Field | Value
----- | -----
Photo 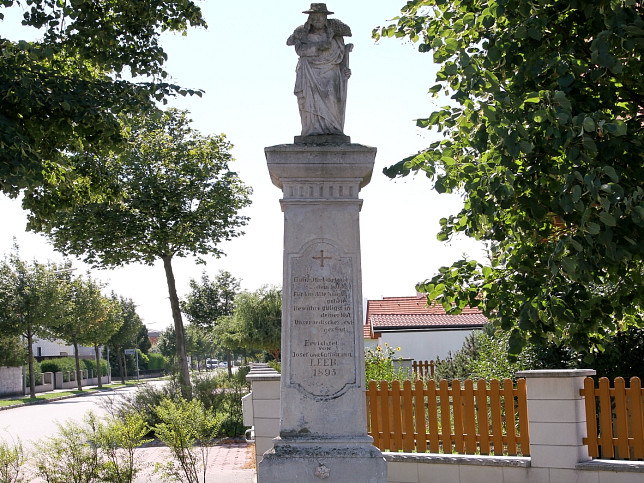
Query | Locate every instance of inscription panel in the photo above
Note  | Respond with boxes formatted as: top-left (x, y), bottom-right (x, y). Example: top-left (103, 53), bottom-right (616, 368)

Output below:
top-left (288, 241), bottom-right (356, 399)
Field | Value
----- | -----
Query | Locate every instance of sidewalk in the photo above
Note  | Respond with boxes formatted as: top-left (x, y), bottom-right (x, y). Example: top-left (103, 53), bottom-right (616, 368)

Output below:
top-left (134, 440), bottom-right (256, 482)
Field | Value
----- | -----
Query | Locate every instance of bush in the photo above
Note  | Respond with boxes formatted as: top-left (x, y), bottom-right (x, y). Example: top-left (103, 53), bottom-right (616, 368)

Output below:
top-left (433, 326), bottom-right (532, 382)
top-left (153, 398), bottom-right (224, 483)
top-left (81, 358), bottom-right (109, 377)
top-left (147, 353), bottom-right (168, 371)
top-left (33, 418), bottom-right (101, 483)
top-left (0, 436), bottom-right (27, 483)
top-left (364, 344), bottom-right (409, 385)
top-left (32, 412), bottom-right (150, 483)
top-left (40, 357), bottom-right (78, 375)
top-left (113, 378), bottom-right (183, 433)
top-left (92, 412), bottom-right (151, 482)
top-left (191, 367), bottom-right (250, 437)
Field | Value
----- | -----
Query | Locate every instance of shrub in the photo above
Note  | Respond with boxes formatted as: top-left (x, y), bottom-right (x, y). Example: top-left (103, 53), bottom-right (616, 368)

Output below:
top-left (153, 398), bottom-right (224, 483)
top-left (40, 356), bottom-right (78, 375)
top-left (32, 412), bottom-right (151, 483)
top-left (33, 418), bottom-right (101, 483)
top-left (92, 412), bottom-right (151, 482)
top-left (147, 353), bottom-right (168, 371)
top-left (364, 344), bottom-right (408, 385)
top-left (0, 436), bottom-right (27, 483)
top-left (112, 378), bottom-right (183, 432)
top-left (191, 367), bottom-right (250, 437)
top-left (81, 358), bottom-right (109, 377)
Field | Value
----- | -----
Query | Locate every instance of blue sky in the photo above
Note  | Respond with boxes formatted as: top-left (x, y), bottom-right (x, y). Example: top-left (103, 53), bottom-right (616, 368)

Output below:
top-left (0, 1), bottom-right (484, 330)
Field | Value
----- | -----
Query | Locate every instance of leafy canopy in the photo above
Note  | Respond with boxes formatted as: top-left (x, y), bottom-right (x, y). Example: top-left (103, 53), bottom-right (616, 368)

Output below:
top-left (0, 0), bottom-right (206, 197)
top-left (182, 271), bottom-right (240, 330)
top-left (29, 108), bottom-right (252, 267)
top-left (375, 0), bottom-right (643, 355)
top-left (230, 286), bottom-right (282, 361)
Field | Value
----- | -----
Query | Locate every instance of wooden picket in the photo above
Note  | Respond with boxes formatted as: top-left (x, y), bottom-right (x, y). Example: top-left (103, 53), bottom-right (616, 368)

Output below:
top-left (581, 376), bottom-right (644, 460)
top-left (366, 378), bottom-right (530, 456)
top-left (412, 360), bottom-right (435, 379)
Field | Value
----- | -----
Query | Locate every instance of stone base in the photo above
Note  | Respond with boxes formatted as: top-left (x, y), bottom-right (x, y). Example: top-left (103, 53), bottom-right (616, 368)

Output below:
top-left (258, 437), bottom-right (387, 482)
top-left (294, 134), bottom-right (351, 145)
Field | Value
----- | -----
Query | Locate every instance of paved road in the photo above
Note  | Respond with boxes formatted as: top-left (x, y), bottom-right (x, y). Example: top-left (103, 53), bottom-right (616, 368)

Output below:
top-left (0, 384), bottom-right (148, 447)
top-left (0, 382), bottom-right (257, 482)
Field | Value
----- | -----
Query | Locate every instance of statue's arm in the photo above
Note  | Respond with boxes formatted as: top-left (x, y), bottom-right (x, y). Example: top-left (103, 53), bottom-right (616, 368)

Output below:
top-left (328, 19), bottom-right (352, 38)
top-left (287, 26), bottom-right (331, 56)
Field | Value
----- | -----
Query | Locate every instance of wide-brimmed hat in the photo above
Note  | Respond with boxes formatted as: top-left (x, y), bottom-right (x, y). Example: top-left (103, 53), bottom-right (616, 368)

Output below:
top-left (303, 3), bottom-right (334, 15)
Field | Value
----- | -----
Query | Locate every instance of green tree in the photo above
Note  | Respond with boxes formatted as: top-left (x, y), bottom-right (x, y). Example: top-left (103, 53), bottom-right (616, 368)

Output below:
top-left (182, 270), bottom-right (241, 373)
top-left (1, 0), bottom-right (206, 201)
top-left (182, 271), bottom-right (240, 330)
top-left (30, 109), bottom-right (252, 398)
top-left (0, 248), bottom-right (64, 397)
top-left (232, 286), bottom-right (282, 362)
top-left (54, 274), bottom-right (114, 391)
top-left (185, 324), bottom-right (215, 371)
top-left (376, 1), bottom-right (644, 355)
top-left (107, 296), bottom-right (144, 384)
top-left (80, 294), bottom-right (122, 389)
top-left (157, 325), bottom-right (177, 362)
top-left (136, 324), bottom-right (152, 355)
top-left (0, 333), bottom-right (24, 367)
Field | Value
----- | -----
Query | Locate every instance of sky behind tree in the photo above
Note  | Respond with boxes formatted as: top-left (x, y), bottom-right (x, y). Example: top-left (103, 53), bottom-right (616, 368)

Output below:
top-left (0, 1), bottom-right (484, 330)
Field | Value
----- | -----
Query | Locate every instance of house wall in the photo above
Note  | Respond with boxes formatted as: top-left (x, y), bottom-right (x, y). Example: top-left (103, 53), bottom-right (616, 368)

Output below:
top-left (0, 366), bottom-right (23, 397)
top-left (32, 337), bottom-right (95, 358)
top-left (377, 329), bottom-right (477, 361)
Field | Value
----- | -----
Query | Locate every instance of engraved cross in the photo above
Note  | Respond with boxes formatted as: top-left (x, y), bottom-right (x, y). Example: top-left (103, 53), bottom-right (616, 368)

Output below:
top-left (312, 250), bottom-right (332, 267)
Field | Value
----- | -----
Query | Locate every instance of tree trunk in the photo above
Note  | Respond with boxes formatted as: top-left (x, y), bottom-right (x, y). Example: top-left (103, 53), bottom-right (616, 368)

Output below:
top-left (26, 325), bottom-right (36, 398)
top-left (227, 350), bottom-right (232, 377)
top-left (122, 352), bottom-right (128, 383)
top-left (94, 344), bottom-right (102, 389)
top-left (73, 338), bottom-right (83, 391)
top-left (162, 254), bottom-right (191, 399)
top-left (118, 350), bottom-right (126, 384)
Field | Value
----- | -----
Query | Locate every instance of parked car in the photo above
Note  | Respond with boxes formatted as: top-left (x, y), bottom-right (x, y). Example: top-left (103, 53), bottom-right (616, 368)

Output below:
top-left (206, 359), bottom-right (218, 369)
top-left (219, 361), bottom-right (228, 368)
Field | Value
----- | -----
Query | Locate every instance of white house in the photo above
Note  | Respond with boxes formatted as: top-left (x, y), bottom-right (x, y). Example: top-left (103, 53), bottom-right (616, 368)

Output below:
top-left (364, 294), bottom-right (487, 361)
top-left (31, 337), bottom-right (95, 360)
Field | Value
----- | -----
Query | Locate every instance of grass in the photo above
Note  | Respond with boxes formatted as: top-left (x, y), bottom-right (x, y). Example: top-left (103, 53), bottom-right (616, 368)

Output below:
top-left (0, 390), bottom-right (85, 407)
top-left (0, 376), bottom-right (166, 408)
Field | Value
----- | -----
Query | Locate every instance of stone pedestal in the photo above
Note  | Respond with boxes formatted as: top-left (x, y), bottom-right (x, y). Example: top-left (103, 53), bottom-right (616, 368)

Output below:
top-left (260, 143), bottom-right (386, 482)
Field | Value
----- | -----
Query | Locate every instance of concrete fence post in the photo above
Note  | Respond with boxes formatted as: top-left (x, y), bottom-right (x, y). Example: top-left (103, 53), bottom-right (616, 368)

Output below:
top-left (516, 369), bottom-right (596, 480)
top-left (245, 364), bottom-right (281, 469)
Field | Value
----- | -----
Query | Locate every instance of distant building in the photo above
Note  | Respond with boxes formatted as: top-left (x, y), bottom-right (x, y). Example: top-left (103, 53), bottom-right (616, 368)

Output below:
top-left (364, 294), bottom-right (487, 361)
top-left (32, 337), bottom-right (95, 361)
top-left (148, 329), bottom-right (161, 347)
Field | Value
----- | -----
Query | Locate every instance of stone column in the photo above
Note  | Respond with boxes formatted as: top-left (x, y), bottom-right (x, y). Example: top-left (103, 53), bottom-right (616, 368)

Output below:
top-left (260, 143), bottom-right (386, 482)
top-left (516, 369), bottom-right (596, 477)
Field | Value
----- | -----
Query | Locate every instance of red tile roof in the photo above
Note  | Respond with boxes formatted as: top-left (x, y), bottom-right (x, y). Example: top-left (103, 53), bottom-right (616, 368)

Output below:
top-left (364, 294), bottom-right (487, 337)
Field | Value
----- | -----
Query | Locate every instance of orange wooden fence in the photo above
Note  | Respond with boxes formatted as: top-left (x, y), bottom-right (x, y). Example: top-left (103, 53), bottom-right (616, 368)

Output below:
top-left (411, 360), bottom-right (435, 379)
top-left (366, 378), bottom-right (530, 456)
top-left (581, 376), bottom-right (644, 460)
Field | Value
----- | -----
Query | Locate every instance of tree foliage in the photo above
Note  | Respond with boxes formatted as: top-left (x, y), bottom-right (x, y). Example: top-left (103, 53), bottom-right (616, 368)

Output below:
top-left (29, 108), bottom-right (252, 397)
top-left (231, 286), bottom-right (282, 361)
top-left (0, 0), bottom-right (206, 199)
top-left (376, 0), bottom-right (644, 354)
top-left (54, 273), bottom-right (117, 391)
top-left (182, 271), bottom-right (240, 330)
top-left (107, 295), bottom-right (145, 384)
top-left (0, 247), bottom-right (64, 397)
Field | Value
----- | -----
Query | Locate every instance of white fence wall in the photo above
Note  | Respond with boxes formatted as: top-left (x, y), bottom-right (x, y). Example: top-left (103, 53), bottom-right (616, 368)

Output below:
top-left (244, 369), bottom-right (644, 483)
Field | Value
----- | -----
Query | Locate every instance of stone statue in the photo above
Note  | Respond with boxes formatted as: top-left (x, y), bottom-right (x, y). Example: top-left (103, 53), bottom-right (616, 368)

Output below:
top-left (287, 4), bottom-right (352, 139)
